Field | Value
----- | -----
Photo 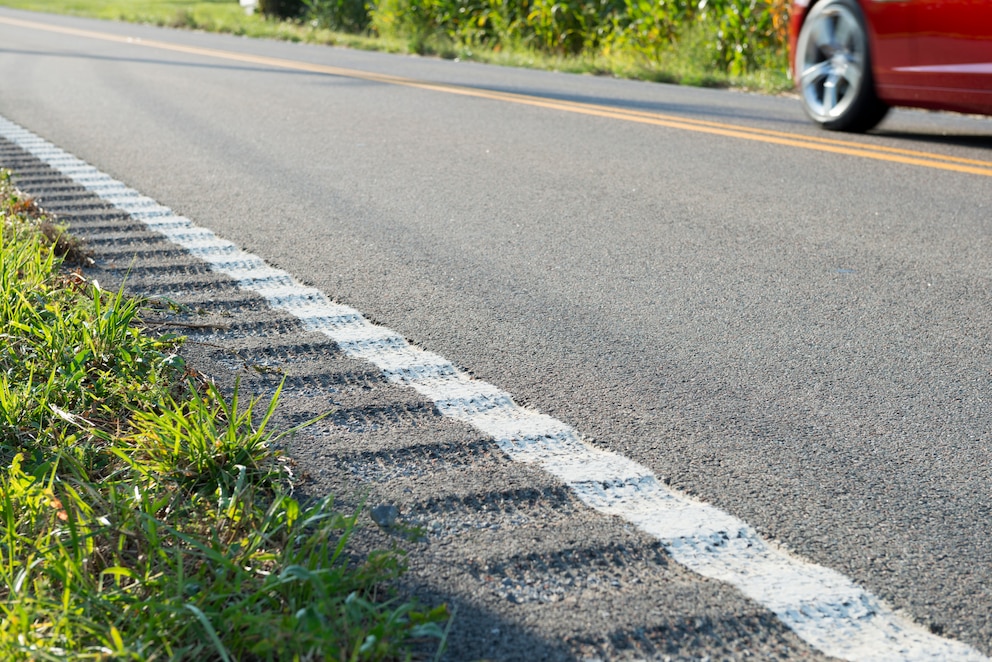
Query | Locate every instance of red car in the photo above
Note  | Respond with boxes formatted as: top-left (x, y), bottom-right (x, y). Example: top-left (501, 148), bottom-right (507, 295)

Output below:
top-left (789, 0), bottom-right (992, 131)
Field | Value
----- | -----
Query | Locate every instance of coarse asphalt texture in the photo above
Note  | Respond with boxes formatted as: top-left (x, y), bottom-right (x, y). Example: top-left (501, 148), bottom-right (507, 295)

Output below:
top-left (0, 137), bottom-right (830, 661)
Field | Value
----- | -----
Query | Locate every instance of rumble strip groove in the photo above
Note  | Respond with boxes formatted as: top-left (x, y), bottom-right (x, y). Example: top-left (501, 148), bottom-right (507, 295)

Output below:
top-left (1, 114), bottom-right (985, 662)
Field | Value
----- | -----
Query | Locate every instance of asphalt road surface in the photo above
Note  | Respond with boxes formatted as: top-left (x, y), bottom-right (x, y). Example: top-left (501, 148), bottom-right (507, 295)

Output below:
top-left (2, 7), bottom-right (992, 660)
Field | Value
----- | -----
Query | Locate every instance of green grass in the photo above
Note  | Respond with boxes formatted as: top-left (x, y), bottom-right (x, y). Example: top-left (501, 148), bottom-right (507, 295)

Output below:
top-left (0, 0), bottom-right (794, 93)
top-left (0, 171), bottom-right (447, 660)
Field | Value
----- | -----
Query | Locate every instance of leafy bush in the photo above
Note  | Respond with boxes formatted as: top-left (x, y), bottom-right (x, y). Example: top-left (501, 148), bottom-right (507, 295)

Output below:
top-left (305, 0), bottom-right (373, 32)
top-left (698, 0), bottom-right (790, 75)
top-left (603, 0), bottom-right (693, 58)
top-left (258, 0), bottom-right (305, 19)
top-left (366, 0), bottom-right (789, 73)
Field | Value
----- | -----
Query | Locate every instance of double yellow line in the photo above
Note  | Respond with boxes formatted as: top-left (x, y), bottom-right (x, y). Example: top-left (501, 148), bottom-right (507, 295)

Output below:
top-left (3, 14), bottom-right (991, 177)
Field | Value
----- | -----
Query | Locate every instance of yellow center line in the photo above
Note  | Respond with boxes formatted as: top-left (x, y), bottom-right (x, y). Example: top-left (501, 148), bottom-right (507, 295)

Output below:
top-left (3, 14), bottom-right (992, 177)
top-left (589, 104), bottom-right (992, 168)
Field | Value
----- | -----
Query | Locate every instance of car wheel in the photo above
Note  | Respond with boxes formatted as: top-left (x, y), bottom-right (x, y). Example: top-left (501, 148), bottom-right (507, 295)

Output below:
top-left (795, 0), bottom-right (888, 132)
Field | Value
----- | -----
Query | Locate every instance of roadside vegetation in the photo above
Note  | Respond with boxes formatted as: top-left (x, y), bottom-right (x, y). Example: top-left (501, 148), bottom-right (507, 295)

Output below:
top-left (0, 0), bottom-right (793, 91)
top-left (0, 170), bottom-right (447, 660)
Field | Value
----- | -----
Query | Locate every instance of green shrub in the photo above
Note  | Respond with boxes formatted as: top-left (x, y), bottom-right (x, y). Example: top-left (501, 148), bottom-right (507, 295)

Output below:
top-left (305, 0), bottom-right (373, 32)
top-left (258, 0), bottom-right (305, 19)
top-left (603, 0), bottom-right (691, 57)
top-left (366, 0), bottom-right (789, 73)
top-left (698, 0), bottom-right (788, 75)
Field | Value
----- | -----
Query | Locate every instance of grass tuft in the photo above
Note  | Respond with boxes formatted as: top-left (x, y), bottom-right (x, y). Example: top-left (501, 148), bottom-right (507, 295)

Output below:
top-left (0, 169), bottom-right (447, 660)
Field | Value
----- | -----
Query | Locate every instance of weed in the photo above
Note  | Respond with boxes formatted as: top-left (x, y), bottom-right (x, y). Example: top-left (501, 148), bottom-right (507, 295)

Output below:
top-left (0, 170), bottom-right (448, 659)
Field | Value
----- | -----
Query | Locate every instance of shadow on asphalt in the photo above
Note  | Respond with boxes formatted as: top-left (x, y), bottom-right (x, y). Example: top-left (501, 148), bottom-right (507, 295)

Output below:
top-left (873, 130), bottom-right (992, 151)
top-left (407, 585), bottom-right (575, 662)
top-left (0, 46), bottom-right (803, 129)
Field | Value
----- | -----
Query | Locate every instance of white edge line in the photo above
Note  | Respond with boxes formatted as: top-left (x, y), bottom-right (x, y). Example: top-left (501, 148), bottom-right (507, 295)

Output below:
top-left (1, 115), bottom-right (986, 662)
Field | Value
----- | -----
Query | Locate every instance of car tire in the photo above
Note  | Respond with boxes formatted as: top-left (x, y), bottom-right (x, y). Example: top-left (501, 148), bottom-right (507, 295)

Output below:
top-left (795, 0), bottom-right (889, 132)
